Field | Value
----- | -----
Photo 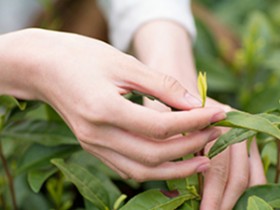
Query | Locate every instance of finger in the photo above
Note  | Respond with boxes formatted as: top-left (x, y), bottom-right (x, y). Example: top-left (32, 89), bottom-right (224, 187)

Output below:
top-left (220, 142), bottom-right (249, 210)
top-left (121, 62), bottom-right (202, 109)
top-left (81, 144), bottom-right (211, 182)
top-left (88, 150), bottom-right (129, 179)
top-left (249, 139), bottom-right (266, 186)
top-left (80, 124), bottom-right (221, 166)
top-left (143, 97), bottom-right (171, 112)
top-left (106, 95), bottom-right (225, 139)
top-left (200, 146), bottom-right (230, 210)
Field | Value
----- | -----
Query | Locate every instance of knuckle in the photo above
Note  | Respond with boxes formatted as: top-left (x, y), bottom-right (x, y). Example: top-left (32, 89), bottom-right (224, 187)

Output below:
top-left (79, 97), bottom-right (111, 125)
top-left (151, 123), bottom-right (170, 139)
top-left (190, 120), bottom-right (205, 131)
top-left (211, 165), bottom-right (228, 184)
top-left (124, 167), bottom-right (152, 182)
top-left (161, 75), bottom-right (182, 92)
top-left (129, 171), bottom-right (149, 182)
top-left (73, 122), bottom-right (96, 144)
top-left (86, 106), bottom-right (108, 124)
top-left (234, 174), bottom-right (249, 190)
top-left (141, 152), bottom-right (162, 166)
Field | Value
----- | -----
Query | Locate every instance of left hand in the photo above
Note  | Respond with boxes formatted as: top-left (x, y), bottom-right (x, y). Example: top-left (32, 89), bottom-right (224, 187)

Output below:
top-left (200, 99), bottom-right (266, 210)
top-left (132, 20), bottom-right (266, 209)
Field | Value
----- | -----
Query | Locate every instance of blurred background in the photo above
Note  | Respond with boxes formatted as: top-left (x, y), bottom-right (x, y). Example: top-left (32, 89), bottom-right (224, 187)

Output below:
top-left (1, 0), bottom-right (280, 209)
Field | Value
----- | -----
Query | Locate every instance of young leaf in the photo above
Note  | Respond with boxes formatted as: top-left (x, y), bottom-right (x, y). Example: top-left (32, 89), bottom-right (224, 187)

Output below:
top-left (51, 159), bottom-right (111, 210)
top-left (0, 95), bottom-right (26, 110)
top-left (113, 194), bottom-right (127, 210)
top-left (119, 189), bottom-right (196, 210)
top-left (247, 196), bottom-right (273, 210)
top-left (207, 128), bottom-right (256, 158)
top-left (197, 72), bottom-right (207, 107)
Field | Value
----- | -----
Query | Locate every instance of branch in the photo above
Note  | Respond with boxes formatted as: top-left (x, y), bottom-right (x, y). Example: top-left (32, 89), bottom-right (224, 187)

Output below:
top-left (0, 141), bottom-right (17, 210)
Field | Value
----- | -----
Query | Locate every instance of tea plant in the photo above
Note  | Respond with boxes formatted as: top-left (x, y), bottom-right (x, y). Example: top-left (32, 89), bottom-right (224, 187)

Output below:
top-left (1, 0), bottom-right (280, 209)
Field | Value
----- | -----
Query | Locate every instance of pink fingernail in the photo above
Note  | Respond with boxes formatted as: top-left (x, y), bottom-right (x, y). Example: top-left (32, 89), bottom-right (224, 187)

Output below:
top-left (185, 93), bottom-right (202, 108)
top-left (196, 162), bottom-right (210, 173)
top-left (210, 112), bottom-right (226, 123)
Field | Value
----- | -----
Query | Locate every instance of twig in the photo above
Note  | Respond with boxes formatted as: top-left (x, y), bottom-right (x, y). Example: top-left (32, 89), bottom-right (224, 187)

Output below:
top-left (0, 194), bottom-right (6, 209)
top-left (275, 140), bottom-right (280, 183)
top-left (0, 141), bottom-right (17, 210)
top-left (195, 151), bottom-right (204, 196)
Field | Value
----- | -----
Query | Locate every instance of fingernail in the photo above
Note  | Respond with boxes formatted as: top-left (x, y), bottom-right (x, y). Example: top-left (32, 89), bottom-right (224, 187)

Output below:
top-left (208, 129), bottom-right (221, 141)
top-left (210, 112), bottom-right (226, 123)
top-left (185, 93), bottom-right (202, 108)
top-left (196, 162), bottom-right (210, 173)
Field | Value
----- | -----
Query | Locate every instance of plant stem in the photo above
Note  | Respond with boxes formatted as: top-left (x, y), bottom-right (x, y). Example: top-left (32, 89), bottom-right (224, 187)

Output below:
top-left (0, 194), bottom-right (6, 209)
top-left (0, 141), bottom-right (17, 210)
top-left (195, 151), bottom-right (204, 196)
top-left (275, 140), bottom-right (280, 183)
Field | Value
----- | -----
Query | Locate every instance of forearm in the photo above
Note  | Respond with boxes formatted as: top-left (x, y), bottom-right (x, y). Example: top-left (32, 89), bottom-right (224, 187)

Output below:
top-left (0, 29), bottom-right (42, 100)
top-left (133, 20), bottom-right (199, 96)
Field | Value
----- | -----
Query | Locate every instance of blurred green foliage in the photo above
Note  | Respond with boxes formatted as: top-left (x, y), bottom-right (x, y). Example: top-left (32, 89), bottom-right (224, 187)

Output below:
top-left (1, 0), bottom-right (280, 209)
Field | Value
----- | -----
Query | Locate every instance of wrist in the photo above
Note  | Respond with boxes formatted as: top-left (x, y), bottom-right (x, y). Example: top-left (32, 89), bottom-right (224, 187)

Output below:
top-left (133, 20), bottom-right (199, 96)
top-left (0, 29), bottom-right (45, 100)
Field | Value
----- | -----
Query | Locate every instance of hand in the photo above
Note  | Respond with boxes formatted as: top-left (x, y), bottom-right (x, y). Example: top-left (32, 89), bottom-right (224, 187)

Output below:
top-left (0, 28), bottom-right (225, 181)
top-left (132, 19), bottom-right (266, 207)
top-left (200, 99), bottom-right (266, 210)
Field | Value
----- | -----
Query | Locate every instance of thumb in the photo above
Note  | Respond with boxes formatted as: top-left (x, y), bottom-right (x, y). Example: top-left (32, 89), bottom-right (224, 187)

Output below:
top-left (129, 68), bottom-right (202, 110)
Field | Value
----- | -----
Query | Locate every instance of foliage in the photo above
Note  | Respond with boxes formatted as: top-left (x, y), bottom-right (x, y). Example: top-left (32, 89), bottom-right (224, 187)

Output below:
top-left (1, 0), bottom-right (280, 209)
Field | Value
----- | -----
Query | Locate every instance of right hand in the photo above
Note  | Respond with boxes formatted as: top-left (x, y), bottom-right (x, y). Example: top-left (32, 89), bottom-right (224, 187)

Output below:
top-left (0, 28), bottom-right (225, 181)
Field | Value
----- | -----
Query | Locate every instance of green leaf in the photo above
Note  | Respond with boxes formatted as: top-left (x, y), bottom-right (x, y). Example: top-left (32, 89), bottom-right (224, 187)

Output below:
top-left (86, 166), bottom-right (121, 208)
top-left (214, 111), bottom-right (280, 139)
top-left (234, 184), bottom-right (280, 210)
top-left (51, 159), bottom-right (111, 210)
top-left (177, 200), bottom-right (200, 210)
top-left (1, 120), bottom-right (78, 146)
top-left (0, 95), bottom-right (26, 110)
top-left (247, 196), bottom-right (273, 210)
top-left (268, 199), bottom-right (280, 208)
top-left (258, 113), bottom-right (280, 125)
top-left (27, 168), bottom-right (58, 193)
top-left (208, 128), bottom-right (256, 158)
top-left (17, 144), bottom-right (79, 174)
top-left (84, 199), bottom-right (101, 210)
top-left (197, 72), bottom-right (207, 107)
top-left (120, 189), bottom-right (196, 210)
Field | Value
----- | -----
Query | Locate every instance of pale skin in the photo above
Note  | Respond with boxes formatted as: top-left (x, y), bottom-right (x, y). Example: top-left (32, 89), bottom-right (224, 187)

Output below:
top-left (0, 28), bottom-right (227, 182)
top-left (133, 20), bottom-right (266, 209)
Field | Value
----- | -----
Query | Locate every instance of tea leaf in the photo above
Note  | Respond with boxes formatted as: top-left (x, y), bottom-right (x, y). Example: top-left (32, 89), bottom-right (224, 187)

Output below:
top-left (268, 199), bottom-right (280, 208)
top-left (209, 110), bottom-right (280, 158)
top-left (119, 189), bottom-right (196, 210)
top-left (234, 184), bottom-right (280, 210)
top-left (208, 128), bottom-right (256, 158)
top-left (197, 72), bottom-right (207, 107)
top-left (17, 144), bottom-right (79, 174)
top-left (1, 120), bottom-right (78, 146)
top-left (0, 95), bottom-right (26, 110)
top-left (214, 111), bottom-right (280, 139)
top-left (51, 159), bottom-right (111, 210)
top-left (28, 168), bottom-right (58, 193)
top-left (247, 196), bottom-right (273, 210)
